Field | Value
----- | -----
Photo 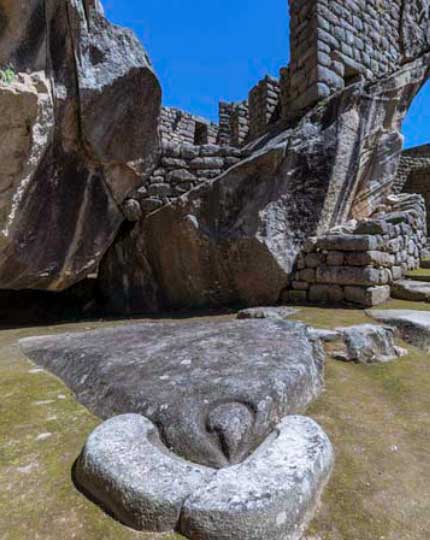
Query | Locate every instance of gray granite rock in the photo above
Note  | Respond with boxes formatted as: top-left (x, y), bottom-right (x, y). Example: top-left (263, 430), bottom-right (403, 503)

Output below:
top-left (0, 0), bottom-right (160, 291)
top-left (309, 329), bottom-right (341, 343)
top-left (367, 310), bottom-right (430, 352)
top-left (237, 306), bottom-right (299, 320)
top-left (74, 414), bottom-right (213, 532)
top-left (333, 324), bottom-right (406, 364)
top-left (75, 414), bottom-right (333, 539)
top-left (99, 54), bottom-right (430, 313)
top-left (20, 319), bottom-right (324, 469)
top-left (391, 280), bottom-right (430, 302)
top-left (180, 415), bottom-right (334, 540)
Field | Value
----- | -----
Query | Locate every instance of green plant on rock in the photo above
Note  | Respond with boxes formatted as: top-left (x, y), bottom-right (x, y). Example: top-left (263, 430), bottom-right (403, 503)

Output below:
top-left (0, 65), bottom-right (16, 84)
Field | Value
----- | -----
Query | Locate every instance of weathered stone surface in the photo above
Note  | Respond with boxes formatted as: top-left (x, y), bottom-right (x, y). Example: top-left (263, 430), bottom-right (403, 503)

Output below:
top-left (20, 319), bottom-right (324, 469)
top-left (237, 306), bottom-right (298, 320)
top-left (309, 328), bottom-right (340, 343)
top-left (100, 54), bottom-right (430, 313)
top-left (367, 310), bottom-right (430, 352)
top-left (344, 285), bottom-right (391, 307)
top-left (74, 414), bottom-right (213, 532)
top-left (316, 266), bottom-right (383, 287)
top-left (75, 414), bottom-right (333, 539)
top-left (0, 0), bottom-right (161, 291)
top-left (180, 416), bottom-right (334, 540)
top-left (391, 280), bottom-right (430, 302)
top-left (333, 324), bottom-right (406, 364)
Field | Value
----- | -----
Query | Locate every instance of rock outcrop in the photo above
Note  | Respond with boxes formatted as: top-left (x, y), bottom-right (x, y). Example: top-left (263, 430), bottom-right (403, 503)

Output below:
top-left (100, 54), bottom-right (430, 313)
top-left (20, 319), bottom-right (325, 469)
top-left (0, 0), bottom-right (161, 291)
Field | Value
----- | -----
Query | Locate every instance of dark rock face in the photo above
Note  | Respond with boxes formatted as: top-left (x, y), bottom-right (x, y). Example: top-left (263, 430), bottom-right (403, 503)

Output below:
top-left (99, 54), bottom-right (430, 313)
top-left (0, 0), bottom-right (161, 291)
top-left (20, 319), bottom-right (325, 469)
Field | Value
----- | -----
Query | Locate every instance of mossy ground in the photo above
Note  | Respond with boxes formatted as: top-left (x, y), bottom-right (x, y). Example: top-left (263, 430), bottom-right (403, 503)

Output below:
top-left (1, 301), bottom-right (430, 539)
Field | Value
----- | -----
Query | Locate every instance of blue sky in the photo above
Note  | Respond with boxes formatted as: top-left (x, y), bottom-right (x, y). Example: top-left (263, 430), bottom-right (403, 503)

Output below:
top-left (104, 0), bottom-right (429, 149)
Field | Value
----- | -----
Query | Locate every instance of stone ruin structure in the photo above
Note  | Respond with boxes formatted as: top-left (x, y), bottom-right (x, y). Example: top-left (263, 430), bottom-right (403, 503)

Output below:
top-left (2, 1), bottom-right (430, 539)
top-left (395, 144), bottom-right (430, 227)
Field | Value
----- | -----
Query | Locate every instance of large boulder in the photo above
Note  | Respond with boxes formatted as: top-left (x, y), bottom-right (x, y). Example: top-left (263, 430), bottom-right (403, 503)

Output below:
top-left (20, 319), bottom-right (325, 469)
top-left (99, 54), bottom-right (430, 314)
top-left (0, 0), bottom-right (161, 290)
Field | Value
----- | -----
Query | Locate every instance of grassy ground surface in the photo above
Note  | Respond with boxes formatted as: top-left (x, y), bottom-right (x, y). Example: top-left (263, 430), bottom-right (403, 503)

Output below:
top-left (1, 301), bottom-right (430, 539)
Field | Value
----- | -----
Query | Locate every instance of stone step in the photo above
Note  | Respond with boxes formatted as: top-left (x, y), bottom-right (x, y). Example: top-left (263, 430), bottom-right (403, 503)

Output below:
top-left (405, 270), bottom-right (430, 283)
top-left (392, 280), bottom-right (430, 302)
top-left (366, 309), bottom-right (430, 352)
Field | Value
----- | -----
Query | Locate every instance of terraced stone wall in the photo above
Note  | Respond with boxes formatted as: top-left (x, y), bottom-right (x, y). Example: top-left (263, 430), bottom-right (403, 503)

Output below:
top-left (126, 141), bottom-right (243, 215)
top-left (285, 194), bottom-right (427, 307)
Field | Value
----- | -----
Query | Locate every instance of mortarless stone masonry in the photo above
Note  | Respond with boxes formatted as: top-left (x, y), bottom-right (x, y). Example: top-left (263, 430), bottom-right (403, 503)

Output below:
top-left (285, 194), bottom-right (427, 307)
top-left (160, 107), bottom-right (219, 146)
top-left (394, 146), bottom-right (430, 231)
top-left (287, 0), bottom-right (430, 113)
top-left (122, 141), bottom-right (244, 217)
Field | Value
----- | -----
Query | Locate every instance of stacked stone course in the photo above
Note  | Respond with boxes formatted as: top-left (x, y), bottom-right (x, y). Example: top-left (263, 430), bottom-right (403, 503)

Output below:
top-left (126, 141), bottom-right (243, 216)
top-left (248, 76), bottom-right (281, 140)
top-left (285, 194), bottom-right (427, 307)
top-left (160, 2), bottom-right (430, 145)
top-left (287, 0), bottom-right (416, 113)
top-left (160, 107), bottom-right (218, 146)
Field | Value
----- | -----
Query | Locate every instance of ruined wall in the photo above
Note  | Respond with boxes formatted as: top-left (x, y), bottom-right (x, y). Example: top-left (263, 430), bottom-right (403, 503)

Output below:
top-left (285, 194), bottom-right (427, 307)
top-left (287, 0), bottom-right (430, 113)
top-left (217, 101), bottom-right (250, 147)
top-left (248, 76), bottom-right (280, 140)
top-left (160, 107), bottom-right (218, 146)
top-left (394, 145), bottom-right (430, 192)
top-left (126, 141), bottom-right (243, 215)
top-left (394, 145), bottom-right (430, 228)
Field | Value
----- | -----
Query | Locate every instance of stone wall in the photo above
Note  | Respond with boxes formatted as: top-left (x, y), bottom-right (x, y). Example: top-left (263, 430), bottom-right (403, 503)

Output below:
top-left (160, 3), bottom-right (430, 146)
top-left (217, 101), bottom-right (250, 147)
top-left (126, 141), bottom-right (243, 216)
top-left (159, 107), bottom-right (218, 146)
top-left (248, 75), bottom-right (280, 140)
top-left (394, 145), bottom-right (430, 228)
top-left (287, 0), bottom-right (430, 113)
top-left (394, 145), bottom-right (430, 192)
top-left (284, 194), bottom-right (427, 307)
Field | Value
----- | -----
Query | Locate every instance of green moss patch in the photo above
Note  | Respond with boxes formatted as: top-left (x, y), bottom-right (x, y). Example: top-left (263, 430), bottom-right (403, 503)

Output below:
top-left (2, 306), bottom-right (430, 539)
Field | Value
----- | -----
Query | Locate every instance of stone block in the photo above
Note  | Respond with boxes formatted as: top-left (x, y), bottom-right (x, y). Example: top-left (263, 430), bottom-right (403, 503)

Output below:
top-left (326, 251), bottom-right (344, 266)
top-left (309, 284), bottom-right (344, 304)
top-left (344, 285), bottom-right (390, 307)
top-left (305, 253), bottom-right (324, 268)
top-left (189, 157), bottom-right (225, 170)
top-left (318, 234), bottom-right (381, 252)
top-left (316, 266), bottom-right (382, 286)
top-left (345, 251), bottom-right (394, 267)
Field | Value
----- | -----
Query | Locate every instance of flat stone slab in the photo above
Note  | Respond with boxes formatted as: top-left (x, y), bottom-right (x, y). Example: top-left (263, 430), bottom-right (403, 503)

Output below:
top-left (20, 320), bottom-right (324, 468)
top-left (367, 310), bottom-right (430, 352)
top-left (237, 306), bottom-right (299, 320)
top-left (75, 414), bottom-right (334, 539)
top-left (391, 280), bottom-right (430, 302)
